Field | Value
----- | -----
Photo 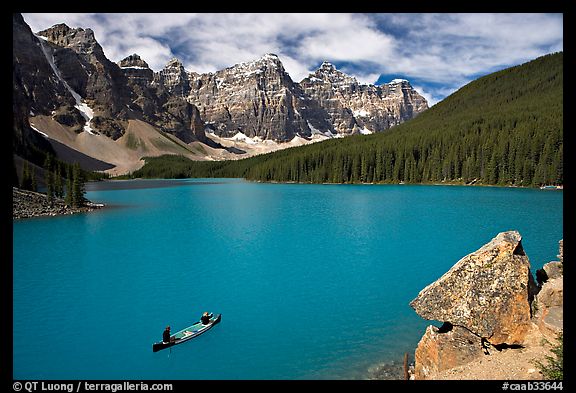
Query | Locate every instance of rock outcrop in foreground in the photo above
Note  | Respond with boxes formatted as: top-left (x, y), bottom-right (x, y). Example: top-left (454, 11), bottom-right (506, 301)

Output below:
top-left (410, 231), bottom-right (563, 380)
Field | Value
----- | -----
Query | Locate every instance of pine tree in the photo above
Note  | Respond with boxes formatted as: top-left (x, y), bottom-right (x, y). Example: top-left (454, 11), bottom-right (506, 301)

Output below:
top-left (20, 161), bottom-right (31, 190)
top-left (46, 170), bottom-right (53, 205)
top-left (30, 165), bottom-right (37, 192)
top-left (44, 154), bottom-right (54, 204)
top-left (374, 148), bottom-right (383, 182)
top-left (72, 163), bottom-right (86, 208)
top-left (54, 163), bottom-right (64, 198)
top-left (65, 165), bottom-right (73, 206)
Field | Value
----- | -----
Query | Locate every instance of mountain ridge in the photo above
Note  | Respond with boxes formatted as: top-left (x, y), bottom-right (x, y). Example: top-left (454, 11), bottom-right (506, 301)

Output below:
top-left (132, 51), bottom-right (563, 188)
top-left (13, 15), bottom-right (428, 175)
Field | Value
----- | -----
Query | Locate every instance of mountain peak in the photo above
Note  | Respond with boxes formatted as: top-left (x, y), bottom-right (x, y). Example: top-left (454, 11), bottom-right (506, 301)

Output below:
top-left (252, 53), bottom-right (283, 68)
top-left (118, 54), bottom-right (149, 69)
top-left (303, 61), bottom-right (357, 86)
top-left (36, 23), bottom-right (102, 59)
top-left (37, 23), bottom-right (71, 35)
top-left (158, 57), bottom-right (190, 97)
top-left (261, 53), bottom-right (280, 61)
top-left (316, 61), bottom-right (346, 77)
top-left (165, 58), bottom-right (184, 69)
top-left (224, 53), bottom-right (287, 78)
top-left (38, 23), bottom-right (95, 43)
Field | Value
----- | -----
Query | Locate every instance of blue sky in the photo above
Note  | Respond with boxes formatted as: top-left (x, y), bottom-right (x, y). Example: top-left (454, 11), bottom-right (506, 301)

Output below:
top-left (22, 13), bottom-right (563, 106)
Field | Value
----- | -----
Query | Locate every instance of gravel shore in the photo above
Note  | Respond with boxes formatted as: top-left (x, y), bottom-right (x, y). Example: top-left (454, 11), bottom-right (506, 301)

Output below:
top-left (13, 187), bottom-right (104, 219)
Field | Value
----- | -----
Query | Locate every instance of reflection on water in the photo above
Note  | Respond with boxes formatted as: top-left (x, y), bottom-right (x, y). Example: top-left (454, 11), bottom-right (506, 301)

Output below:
top-left (85, 178), bottom-right (243, 191)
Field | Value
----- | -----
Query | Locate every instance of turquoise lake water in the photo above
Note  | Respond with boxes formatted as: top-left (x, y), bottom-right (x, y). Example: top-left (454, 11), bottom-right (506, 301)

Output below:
top-left (13, 179), bottom-right (563, 380)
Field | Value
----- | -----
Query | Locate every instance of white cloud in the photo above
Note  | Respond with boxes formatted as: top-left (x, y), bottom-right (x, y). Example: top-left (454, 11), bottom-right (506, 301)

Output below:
top-left (412, 84), bottom-right (462, 107)
top-left (296, 16), bottom-right (395, 63)
top-left (375, 13), bottom-right (563, 84)
top-left (278, 56), bottom-right (317, 83)
top-left (352, 72), bottom-right (382, 86)
top-left (411, 85), bottom-right (437, 107)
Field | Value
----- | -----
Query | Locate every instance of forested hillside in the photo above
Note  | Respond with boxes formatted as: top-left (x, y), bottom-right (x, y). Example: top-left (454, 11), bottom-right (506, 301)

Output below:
top-left (132, 52), bottom-right (563, 187)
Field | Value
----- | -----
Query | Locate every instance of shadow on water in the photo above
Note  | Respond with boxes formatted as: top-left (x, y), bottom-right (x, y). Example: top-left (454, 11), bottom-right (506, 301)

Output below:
top-left (86, 178), bottom-right (242, 192)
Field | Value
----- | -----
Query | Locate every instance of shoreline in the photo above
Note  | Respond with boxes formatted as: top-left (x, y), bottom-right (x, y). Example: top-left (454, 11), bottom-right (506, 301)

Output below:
top-left (119, 175), bottom-right (562, 190)
top-left (13, 187), bottom-right (104, 220)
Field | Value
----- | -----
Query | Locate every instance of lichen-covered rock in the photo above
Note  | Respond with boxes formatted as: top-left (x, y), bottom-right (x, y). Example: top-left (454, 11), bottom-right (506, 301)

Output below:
top-left (414, 324), bottom-right (484, 380)
top-left (540, 262), bottom-right (563, 282)
top-left (410, 231), bottom-right (538, 345)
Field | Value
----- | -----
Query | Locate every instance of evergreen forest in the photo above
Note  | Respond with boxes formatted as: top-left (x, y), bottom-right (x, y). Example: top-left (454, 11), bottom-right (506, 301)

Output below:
top-left (131, 52), bottom-right (563, 187)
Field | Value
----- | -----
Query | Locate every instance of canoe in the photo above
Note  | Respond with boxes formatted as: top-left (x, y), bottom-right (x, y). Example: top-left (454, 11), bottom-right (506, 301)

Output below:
top-left (152, 313), bottom-right (221, 352)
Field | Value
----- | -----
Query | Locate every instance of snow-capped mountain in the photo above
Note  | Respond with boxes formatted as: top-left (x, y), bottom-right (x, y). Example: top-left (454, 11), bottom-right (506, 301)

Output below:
top-left (183, 55), bottom-right (427, 140)
top-left (186, 53), bottom-right (334, 141)
top-left (13, 14), bottom-right (428, 175)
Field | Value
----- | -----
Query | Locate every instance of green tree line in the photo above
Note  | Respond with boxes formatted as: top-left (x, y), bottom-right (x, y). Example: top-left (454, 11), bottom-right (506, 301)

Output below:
top-left (17, 154), bottom-right (88, 208)
top-left (131, 52), bottom-right (563, 187)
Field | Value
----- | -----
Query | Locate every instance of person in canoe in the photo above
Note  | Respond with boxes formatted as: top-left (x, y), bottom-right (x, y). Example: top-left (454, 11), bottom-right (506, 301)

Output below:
top-left (163, 326), bottom-right (172, 343)
top-left (201, 312), bottom-right (211, 325)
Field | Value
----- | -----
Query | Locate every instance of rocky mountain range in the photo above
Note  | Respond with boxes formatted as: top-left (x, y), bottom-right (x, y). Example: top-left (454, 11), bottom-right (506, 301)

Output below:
top-left (13, 14), bottom-right (428, 175)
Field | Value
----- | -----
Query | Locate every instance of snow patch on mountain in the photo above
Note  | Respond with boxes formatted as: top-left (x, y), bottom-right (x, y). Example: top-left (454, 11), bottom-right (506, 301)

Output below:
top-left (390, 79), bottom-right (409, 84)
top-left (35, 34), bottom-right (96, 135)
top-left (228, 132), bottom-right (259, 145)
top-left (307, 121), bottom-right (334, 138)
top-left (29, 123), bottom-right (49, 138)
top-left (353, 109), bottom-right (370, 117)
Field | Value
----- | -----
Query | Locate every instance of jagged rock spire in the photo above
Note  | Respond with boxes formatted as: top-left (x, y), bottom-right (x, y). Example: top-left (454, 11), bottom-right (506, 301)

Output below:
top-left (118, 54), bottom-right (149, 69)
top-left (157, 57), bottom-right (190, 97)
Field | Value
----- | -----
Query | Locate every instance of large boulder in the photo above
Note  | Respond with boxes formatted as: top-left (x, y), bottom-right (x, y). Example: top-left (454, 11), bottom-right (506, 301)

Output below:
top-left (414, 323), bottom-right (484, 379)
top-left (410, 231), bottom-right (538, 345)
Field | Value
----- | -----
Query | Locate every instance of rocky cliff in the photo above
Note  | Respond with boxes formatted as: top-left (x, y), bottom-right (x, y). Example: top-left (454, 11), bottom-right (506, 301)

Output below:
top-left (300, 63), bottom-right (428, 135)
top-left (13, 13), bottom-right (65, 159)
top-left (185, 55), bottom-right (428, 140)
top-left (118, 54), bottom-right (207, 144)
top-left (186, 53), bottom-right (335, 141)
top-left (36, 22), bottom-right (132, 138)
top-left (155, 58), bottom-right (192, 98)
top-left (410, 232), bottom-right (563, 380)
